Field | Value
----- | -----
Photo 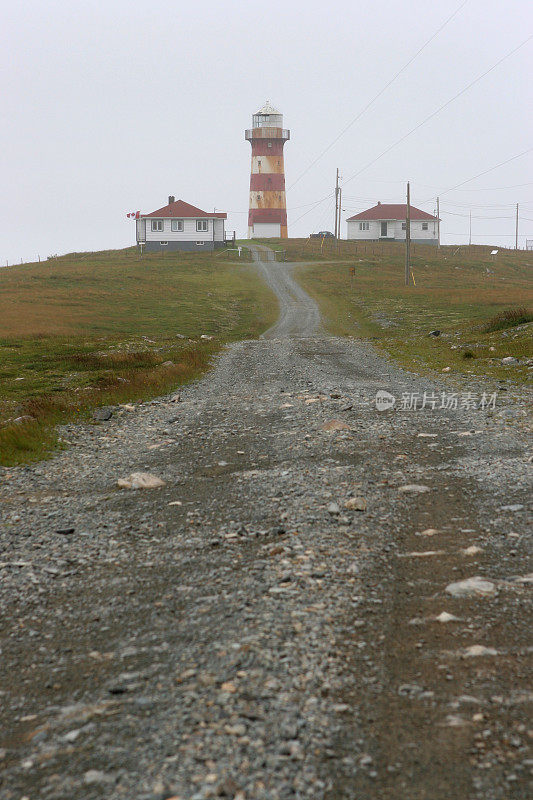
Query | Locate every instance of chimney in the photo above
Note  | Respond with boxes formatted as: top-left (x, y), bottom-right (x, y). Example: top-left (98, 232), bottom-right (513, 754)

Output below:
top-left (168, 195), bottom-right (175, 205)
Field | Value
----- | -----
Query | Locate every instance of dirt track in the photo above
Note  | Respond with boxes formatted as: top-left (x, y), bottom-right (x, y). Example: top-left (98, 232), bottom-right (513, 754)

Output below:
top-left (0, 249), bottom-right (531, 799)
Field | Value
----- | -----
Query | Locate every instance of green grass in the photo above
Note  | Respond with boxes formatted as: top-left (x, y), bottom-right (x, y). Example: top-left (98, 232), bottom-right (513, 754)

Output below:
top-left (287, 240), bottom-right (533, 387)
top-left (243, 239), bottom-right (287, 253)
top-left (0, 247), bottom-right (278, 465)
top-left (482, 306), bottom-right (533, 333)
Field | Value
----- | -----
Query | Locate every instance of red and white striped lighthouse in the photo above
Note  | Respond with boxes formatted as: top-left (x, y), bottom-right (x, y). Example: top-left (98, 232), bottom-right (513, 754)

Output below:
top-left (245, 101), bottom-right (290, 239)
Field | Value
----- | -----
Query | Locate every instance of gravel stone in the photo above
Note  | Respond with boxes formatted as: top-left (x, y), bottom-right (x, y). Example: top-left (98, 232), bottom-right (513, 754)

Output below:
top-left (0, 245), bottom-right (530, 800)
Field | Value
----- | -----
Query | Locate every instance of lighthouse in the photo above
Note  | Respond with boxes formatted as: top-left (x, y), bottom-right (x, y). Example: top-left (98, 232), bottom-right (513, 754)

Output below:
top-left (245, 101), bottom-right (290, 239)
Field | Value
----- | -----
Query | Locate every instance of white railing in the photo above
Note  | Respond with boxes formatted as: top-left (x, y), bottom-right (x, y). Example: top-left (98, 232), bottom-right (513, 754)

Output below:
top-left (245, 128), bottom-right (290, 140)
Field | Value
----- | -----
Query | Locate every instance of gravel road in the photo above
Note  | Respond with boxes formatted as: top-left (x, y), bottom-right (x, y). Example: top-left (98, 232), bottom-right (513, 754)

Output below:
top-left (0, 248), bottom-right (531, 800)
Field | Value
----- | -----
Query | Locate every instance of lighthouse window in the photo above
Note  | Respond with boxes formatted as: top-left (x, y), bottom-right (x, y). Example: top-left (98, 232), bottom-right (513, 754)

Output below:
top-left (268, 142), bottom-right (272, 148)
top-left (171, 220), bottom-right (184, 232)
top-left (196, 220), bottom-right (208, 232)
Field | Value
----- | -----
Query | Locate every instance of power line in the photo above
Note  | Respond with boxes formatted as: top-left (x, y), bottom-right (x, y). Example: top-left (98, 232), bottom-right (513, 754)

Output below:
top-left (338, 178), bottom-right (533, 191)
top-left (341, 34), bottom-right (533, 192)
top-left (439, 210), bottom-right (516, 219)
top-left (241, 41), bottom-right (531, 231)
top-left (437, 200), bottom-right (530, 208)
top-left (224, 197), bottom-right (337, 214)
top-left (247, 35), bottom-right (532, 232)
top-left (341, 196), bottom-right (533, 209)
top-left (422, 147), bottom-right (533, 201)
top-left (292, 139), bottom-right (532, 230)
top-left (291, 193), bottom-right (336, 226)
top-left (419, 181), bottom-right (533, 191)
top-left (444, 232), bottom-right (526, 236)
top-left (286, 0), bottom-right (469, 191)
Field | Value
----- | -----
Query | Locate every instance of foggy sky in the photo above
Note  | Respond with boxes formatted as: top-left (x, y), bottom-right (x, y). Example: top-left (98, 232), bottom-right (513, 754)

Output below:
top-left (2, 0), bottom-right (532, 264)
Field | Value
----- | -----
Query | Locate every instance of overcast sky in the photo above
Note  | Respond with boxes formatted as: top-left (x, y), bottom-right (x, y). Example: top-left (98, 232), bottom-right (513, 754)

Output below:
top-left (2, 0), bottom-right (532, 263)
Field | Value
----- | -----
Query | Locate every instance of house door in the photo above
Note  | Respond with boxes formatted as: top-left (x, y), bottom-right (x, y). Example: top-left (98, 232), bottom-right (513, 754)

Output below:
top-left (380, 221), bottom-right (388, 237)
top-left (136, 218), bottom-right (146, 243)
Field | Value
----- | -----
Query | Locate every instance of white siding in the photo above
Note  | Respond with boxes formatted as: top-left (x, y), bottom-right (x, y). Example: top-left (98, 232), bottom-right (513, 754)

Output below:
top-left (143, 217), bottom-right (225, 243)
top-left (387, 220), bottom-right (438, 240)
top-left (347, 218), bottom-right (437, 241)
top-left (252, 222), bottom-right (281, 238)
top-left (346, 220), bottom-right (380, 240)
top-left (213, 218), bottom-right (225, 241)
top-left (136, 218), bottom-right (146, 242)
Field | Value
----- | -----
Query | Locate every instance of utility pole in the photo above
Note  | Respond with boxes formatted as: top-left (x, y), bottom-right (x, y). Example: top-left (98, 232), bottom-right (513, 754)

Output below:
top-left (334, 168), bottom-right (339, 240)
top-left (436, 196), bottom-right (440, 249)
top-left (469, 210), bottom-right (472, 246)
top-left (337, 187), bottom-right (342, 240)
top-left (516, 203), bottom-right (519, 249)
top-left (405, 182), bottom-right (411, 286)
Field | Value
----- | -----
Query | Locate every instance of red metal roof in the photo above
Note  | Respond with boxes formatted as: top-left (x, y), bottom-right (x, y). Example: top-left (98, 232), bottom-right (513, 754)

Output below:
top-left (347, 203), bottom-right (437, 221)
top-left (141, 200), bottom-right (227, 219)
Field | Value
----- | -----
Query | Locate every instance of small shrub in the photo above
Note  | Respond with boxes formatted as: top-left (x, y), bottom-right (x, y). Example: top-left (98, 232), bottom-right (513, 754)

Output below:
top-left (69, 351), bottom-right (158, 368)
top-left (462, 350), bottom-right (476, 359)
top-left (0, 419), bottom-right (56, 465)
top-left (483, 306), bottom-right (532, 333)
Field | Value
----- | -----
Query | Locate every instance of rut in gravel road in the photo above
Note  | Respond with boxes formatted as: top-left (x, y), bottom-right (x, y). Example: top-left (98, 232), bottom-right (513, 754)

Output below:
top-left (0, 248), bottom-right (531, 800)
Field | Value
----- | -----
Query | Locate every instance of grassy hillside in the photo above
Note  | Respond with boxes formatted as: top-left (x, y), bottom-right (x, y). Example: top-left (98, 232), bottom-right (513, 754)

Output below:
top-left (278, 239), bottom-right (533, 386)
top-left (0, 247), bottom-right (277, 465)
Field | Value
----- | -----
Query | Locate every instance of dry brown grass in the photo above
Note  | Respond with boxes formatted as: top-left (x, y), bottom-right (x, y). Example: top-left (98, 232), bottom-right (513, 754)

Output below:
top-left (0, 246), bottom-right (277, 464)
top-left (294, 242), bottom-right (533, 385)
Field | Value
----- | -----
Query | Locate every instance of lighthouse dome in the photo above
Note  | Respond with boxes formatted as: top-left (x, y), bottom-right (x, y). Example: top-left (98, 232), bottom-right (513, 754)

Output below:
top-left (252, 100), bottom-right (283, 129)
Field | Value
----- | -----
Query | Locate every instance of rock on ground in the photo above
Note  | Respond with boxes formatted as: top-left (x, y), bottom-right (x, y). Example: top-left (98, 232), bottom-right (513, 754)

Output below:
top-left (0, 247), bottom-right (531, 800)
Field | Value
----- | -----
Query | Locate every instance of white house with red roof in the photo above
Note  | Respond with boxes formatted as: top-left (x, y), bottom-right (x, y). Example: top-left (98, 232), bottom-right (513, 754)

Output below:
top-left (346, 202), bottom-right (439, 246)
top-left (136, 197), bottom-right (227, 252)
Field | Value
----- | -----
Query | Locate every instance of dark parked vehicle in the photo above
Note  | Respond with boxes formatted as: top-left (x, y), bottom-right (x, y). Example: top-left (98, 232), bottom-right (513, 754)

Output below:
top-left (310, 231), bottom-right (335, 239)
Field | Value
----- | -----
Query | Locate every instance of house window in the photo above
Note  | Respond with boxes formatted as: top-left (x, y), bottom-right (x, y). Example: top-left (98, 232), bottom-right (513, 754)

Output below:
top-left (422, 222), bottom-right (428, 230)
top-left (151, 220), bottom-right (163, 232)
top-left (196, 220), bottom-right (208, 232)
top-left (359, 222), bottom-right (369, 231)
top-left (196, 241), bottom-right (205, 246)
top-left (171, 219), bottom-right (184, 232)
top-left (160, 241), bottom-right (168, 246)
top-left (402, 223), bottom-right (407, 230)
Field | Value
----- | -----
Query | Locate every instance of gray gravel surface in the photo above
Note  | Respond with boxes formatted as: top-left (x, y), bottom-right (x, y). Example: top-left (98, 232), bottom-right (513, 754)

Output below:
top-left (0, 247), bottom-right (531, 799)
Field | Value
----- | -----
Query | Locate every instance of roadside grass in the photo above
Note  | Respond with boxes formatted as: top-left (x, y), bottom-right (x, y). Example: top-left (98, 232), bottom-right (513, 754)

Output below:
top-left (0, 247), bottom-right (277, 465)
top-left (243, 239), bottom-right (287, 254)
top-left (286, 240), bottom-right (533, 386)
top-left (482, 306), bottom-right (533, 333)
top-left (221, 243), bottom-right (253, 262)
